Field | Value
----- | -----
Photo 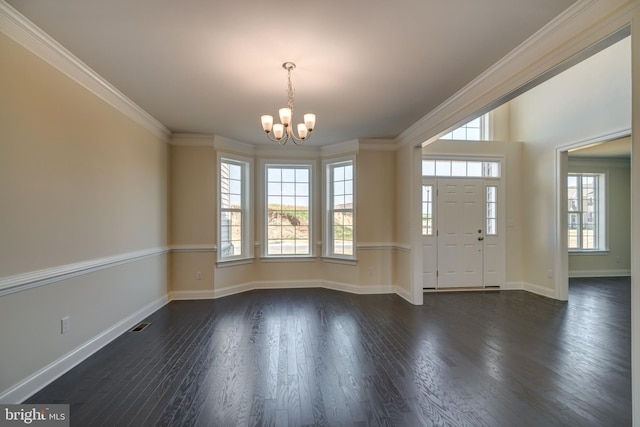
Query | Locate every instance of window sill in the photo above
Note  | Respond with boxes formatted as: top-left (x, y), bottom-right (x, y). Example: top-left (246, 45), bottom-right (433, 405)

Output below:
top-left (569, 250), bottom-right (609, 256)
top-left (260, 256), bottom-right (318, 263)
top-left (322, 257), bottom-right (357, 266)
top-left (216, 257), bottom-right (255, 267)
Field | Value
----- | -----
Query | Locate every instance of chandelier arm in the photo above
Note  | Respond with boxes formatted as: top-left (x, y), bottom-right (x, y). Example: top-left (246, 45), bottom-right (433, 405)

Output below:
top-left (287, 131), bottom-right (311, 144)
top-left (265, 131), bottom-right (289, 145)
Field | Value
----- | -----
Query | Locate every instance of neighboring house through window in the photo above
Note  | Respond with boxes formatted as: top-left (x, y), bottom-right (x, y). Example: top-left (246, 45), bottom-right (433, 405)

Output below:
top-left (568, 172), bottom-right (606, 251)
top-left (219, 155), bottom-right (252, 261)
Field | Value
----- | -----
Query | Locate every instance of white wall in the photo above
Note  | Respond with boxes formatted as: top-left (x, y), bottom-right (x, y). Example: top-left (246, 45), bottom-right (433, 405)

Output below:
top-left (509, 36), bottom-right (631, 294)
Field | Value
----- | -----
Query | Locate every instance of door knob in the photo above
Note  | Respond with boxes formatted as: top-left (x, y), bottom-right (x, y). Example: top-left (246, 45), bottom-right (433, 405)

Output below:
top-left (478, 237), bottom-right (484, 241)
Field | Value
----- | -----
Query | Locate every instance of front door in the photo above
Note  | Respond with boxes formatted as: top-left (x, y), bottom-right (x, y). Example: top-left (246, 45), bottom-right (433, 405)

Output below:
top-left (422, 177), bottom-right (503, 289)
top-left (437, 179), bottom-right (484, 288)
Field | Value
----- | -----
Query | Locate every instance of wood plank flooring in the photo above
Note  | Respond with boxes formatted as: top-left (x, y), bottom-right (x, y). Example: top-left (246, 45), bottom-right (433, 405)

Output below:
top-left (26, 277), bottom-right (631, 426)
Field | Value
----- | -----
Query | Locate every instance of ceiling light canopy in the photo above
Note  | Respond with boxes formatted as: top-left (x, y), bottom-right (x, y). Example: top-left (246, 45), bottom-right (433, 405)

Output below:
top-left (260, 62), bottom-right (316, 146)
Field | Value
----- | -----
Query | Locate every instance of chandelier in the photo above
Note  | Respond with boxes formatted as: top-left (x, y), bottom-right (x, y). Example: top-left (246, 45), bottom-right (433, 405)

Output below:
top-left (260, 62), bottom-right (316, 146)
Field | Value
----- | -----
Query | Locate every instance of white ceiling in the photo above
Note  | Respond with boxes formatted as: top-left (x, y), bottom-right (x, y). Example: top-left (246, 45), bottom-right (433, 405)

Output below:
top-left (569, 137), bottom-right (632, 158)
top-left (6, 0), bottom-right (577, 146)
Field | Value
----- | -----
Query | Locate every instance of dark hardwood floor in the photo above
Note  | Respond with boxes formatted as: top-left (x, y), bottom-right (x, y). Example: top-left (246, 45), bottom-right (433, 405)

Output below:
top-left (27, 277), bottom-right (631, 426)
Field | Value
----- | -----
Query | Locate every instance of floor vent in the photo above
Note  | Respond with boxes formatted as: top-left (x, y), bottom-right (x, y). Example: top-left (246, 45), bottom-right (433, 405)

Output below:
top-left (130, 323), bottom-right (150, 332)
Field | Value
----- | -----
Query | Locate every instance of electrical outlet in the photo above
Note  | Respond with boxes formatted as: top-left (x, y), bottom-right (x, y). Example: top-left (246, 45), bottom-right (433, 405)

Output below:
top-left (547, 269), bottom-right (553, 279)
top-left (61, 316), bottom-right (70, 334)
top-left (368, 267), bottom-right (375, 276)
top-left (196, 271), bottom-right (202, 280)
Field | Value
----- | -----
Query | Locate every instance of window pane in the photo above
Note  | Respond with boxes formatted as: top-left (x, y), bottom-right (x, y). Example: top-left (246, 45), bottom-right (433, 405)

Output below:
top-left (268, 168), bottom-right (281, 182)
top-left (267, 182), bottom-right (281, 195)
top-left (467, 162), bottom-right (482, 177)
top-left (296, 168), bottom-right (309, 182)
top-left (295, 183), bottom-right (309, 196)
top-left (484, 162), bottom-right (500, 177)
top-left (466, 128), bottom-right (481, 140)
top-left (451, 161), bottom-right (466, 176)
top-left (229, 164), bottom-right (242, 180)
top-left (282, 168), bottom-right (295, 182)
top-left (422, 160), bottom-right (435, 176)
top-left (435, 160), bottom-right (451, 176)
top-left (344, 165), bottom-right (353, 180)
top-left (452, 127), bottom-right (466, 140)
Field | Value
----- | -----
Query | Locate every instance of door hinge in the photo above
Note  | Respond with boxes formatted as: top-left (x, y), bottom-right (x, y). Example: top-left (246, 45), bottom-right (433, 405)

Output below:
top-left (436, 270), bottom-right (439, 277)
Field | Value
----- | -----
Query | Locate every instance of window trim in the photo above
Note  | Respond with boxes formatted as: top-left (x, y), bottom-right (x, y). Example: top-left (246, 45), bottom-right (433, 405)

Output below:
top-left (323, 156), bottom-right (356, 260)
top-left (217, 153), bottom-right (254, 264)
top-left (262, 159), bottom-right (316, 259)
top-left (567, 171), bottom-right (608, 253)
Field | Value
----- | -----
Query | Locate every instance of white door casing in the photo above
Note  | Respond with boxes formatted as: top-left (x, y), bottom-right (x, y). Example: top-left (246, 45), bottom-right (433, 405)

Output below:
top-left (422, 170), bottom-right (505, 289)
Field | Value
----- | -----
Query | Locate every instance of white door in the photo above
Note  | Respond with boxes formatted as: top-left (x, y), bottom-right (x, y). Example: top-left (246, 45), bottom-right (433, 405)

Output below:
top-left (437, 179), bottom-right (484, 288)
top-left (422, 163), bottom-right (505, 290)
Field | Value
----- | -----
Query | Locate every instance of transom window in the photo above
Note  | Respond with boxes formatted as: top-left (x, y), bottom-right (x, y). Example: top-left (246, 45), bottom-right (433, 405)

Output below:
top-left (440, 114), bottom-right (489, 141)
top-left (266, 165), bottom-right (311, 256)
top-left (422, 159), bottom-right (500, 178)
top-left (568, 173), bottom-right (606, 251)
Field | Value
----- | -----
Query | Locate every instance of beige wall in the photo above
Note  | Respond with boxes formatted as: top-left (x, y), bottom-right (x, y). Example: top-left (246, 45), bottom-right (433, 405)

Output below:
top-left (0, 33), bottom-right (169, 400)
top-left (168, 141), bottom-right (401, 297)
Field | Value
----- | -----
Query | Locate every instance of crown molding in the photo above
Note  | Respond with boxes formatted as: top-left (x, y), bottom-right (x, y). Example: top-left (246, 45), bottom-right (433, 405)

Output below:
top-left (170, 133), bottom-right (216, 147)
top-left (359, 139), bottom-right (397, 151)
top-left (214, 135), bottom-right (256, 156)
top-left (254, 143), bottom-right (321, 159)
top-left (320, 139), bottom-right (360, 157)
top-left (0, 1), bottom-right (171, 142)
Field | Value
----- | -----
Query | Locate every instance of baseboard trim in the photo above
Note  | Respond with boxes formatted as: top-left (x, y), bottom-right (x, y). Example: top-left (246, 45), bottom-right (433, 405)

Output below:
top-left (569, 269), bottom-right (631, 278)
top-left (522, 282), bottom-right (557, 299)
top-left (394, 285), bottom-right (413, 303)
top-left (171, 280), bottom-right (399, 301)
top-left (0, 295), bottom-right (169, 404)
